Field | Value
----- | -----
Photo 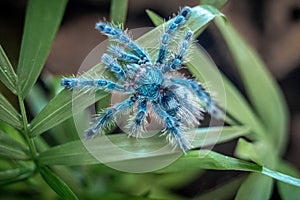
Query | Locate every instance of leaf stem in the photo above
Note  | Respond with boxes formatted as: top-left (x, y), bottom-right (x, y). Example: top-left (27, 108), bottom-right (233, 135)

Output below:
top-left (18, 96), bottom-right (38, 162)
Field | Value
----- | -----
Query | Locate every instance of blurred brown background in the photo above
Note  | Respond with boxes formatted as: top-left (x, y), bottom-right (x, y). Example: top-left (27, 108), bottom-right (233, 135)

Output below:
top-left (1, 0), bottom-right (300, 187)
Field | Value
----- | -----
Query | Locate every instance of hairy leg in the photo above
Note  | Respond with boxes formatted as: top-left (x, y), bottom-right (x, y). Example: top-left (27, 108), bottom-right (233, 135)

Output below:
top-left (101, 53), bottom-right (126, 80)
top-left (160, 87), bottom-right (202, 127)
top-left (108, 45), bottom-right (142, 64)
top-left (163, 31), bottom-right (193, 72)
top-left (95, 22), bottom-right (151, 63)
top-left (151, 100), bottom-right (191, 152)
top-left (170, 78), bottom-right (223, 119)
top-left (128, 99), bottom-right (147, 137)
top-left (85, 95), bottom-right (139, 139)
top-left (156, 6), bottom-right (192, 64)
top-left (61, 77), bottom-right (132, 92)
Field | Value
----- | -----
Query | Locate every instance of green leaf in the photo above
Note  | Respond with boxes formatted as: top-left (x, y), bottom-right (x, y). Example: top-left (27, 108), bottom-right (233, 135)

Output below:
top-left (215, 17), bottom-right (288, 154)
top-left (0, 130), bottom-right (29, 160)
top-left (146, 10), bottom-right (164, 26)
top-left (38, 126), bottom-right (248, 166)
top-left (192, 126), bottom-right (250, 148)
top-left (200, 0), bottom-right (228, 10)
top-left (235, 138), bottom-right (276, 167)
top-left (0, 93), bottom-right (22, 129)
top-left (39, 139), bottom-right (96, 166)
top-left (110, 0), bottom-right (128, 24)
top-left (158, 150), bottom-right (262, 173)
top-left (197, 175), bottom-right (245, 200)
top-left (39, 166), bottom-right (79, 200)
top-left (38, 134), bottom-right (300, 187)
top-left (17, 0), bottom-right (67, 99)
top-left (0, 45), bottom-right (18, 94)
top-left (0, 167), bottom-right (33, 186)
top-left (277, 161), bottom-right (300, 200)
top-left (262, 167), bottom-right (300, 188)
top-left (29, 88), bottom-right (109, 137)
top-left (235, 173), bottom-right (274, 200)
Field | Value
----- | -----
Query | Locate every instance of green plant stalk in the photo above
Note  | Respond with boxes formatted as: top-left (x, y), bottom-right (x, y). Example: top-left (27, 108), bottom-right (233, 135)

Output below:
top-left (18, 96), bottom-right (37, 163)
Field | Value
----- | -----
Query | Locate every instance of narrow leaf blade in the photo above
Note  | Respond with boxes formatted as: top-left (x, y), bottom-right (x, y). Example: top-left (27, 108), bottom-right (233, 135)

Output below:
top-left (17, 0), bottom-right (67, 99)
top-left (192, 126), bottom-right (250, 148)
top-left (0, 93), bottom-right (22, 129)
top-left (159, 150), bottom-right (262, 173)
top-left (0, 45), bottom-right (18, 94)
top-left (29, 89), bottom-right (109, 137)
top-left (146, 10), bottom-right (164, 26)
top-left (235, 173), bottom-right (274, 200)
top-left (0, 167), bottom-right (33, 186)
top-left (39, 166), bottom-right (79, 200)
top-left (110, 0), bottom-right (128, 24)
top-left (215, 17), bottom-right (288, 153)
top-left (201, 0), bottom-right (228, 10)
top-left (0, 130), bottom-right (29, 160)
top-left (38, 126), bottom-right (249, 166)
top-left (276, 161), bottom-right (300, 200)
top-left (262, 167), bottom-right (300, 188)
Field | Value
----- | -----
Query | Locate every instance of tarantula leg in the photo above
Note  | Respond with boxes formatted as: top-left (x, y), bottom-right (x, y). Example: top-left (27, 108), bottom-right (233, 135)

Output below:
top-left (95, 22), bottom-right (151, 63)
top-left (170, 78), bottom-right (223, 119)
top-left (85, 95), bottom-right (139, 139)
top-left (101, 53), bottom-right (126, 80)
top-left (151, 101), bottom-right (191, 152)
top-left (61, 77), bottom-right (131, 92)
top-left (164, 31), bottom-right (193, 72)
top-left (156, 6), bottom-right (192, 64)
top-left (129, 99), bottom-right (147, 137)
top-left (108, 45), bottom-right (142, 64)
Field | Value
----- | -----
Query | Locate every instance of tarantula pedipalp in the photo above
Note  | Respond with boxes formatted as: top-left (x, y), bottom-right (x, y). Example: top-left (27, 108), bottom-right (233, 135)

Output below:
top-left (61, 6), bottom-right (223, 152)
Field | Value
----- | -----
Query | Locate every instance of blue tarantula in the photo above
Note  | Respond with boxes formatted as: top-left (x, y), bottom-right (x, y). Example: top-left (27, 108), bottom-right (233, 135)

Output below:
top-left (61, 6), bottom-right (223, 152)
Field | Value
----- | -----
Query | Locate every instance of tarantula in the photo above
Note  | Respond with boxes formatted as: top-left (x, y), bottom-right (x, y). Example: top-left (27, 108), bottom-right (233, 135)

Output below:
top-left (61, 6), bottom-right (222, 152)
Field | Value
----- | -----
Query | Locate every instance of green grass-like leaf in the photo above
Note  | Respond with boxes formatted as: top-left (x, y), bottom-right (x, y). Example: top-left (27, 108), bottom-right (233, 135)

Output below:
top-left (0, 45), bottom-right (18, 94)
top-left (197, 176), bottom-right (245, 200)
top-left (276, 161), bottom-right (300, 200)
top-left (0, 93), bottom-right (22, 129)
top-left (146, 10), bottom-right (164, 26)
top-left (110, 0), bottom-right (128, 25)
top-left (235, 138), bottom-right (275, 167)
top-left (0, 167), bottom-right (34, 186)
top-left (38, 126), bottom-right (249, 166)
top-left (159, 150), bottom-right (262, 173)
top-left (215, 17), bottom-right (288, 154)
top-left (191, 126), bottom-right (250, 148)
top-left (262, 167), bottom-right (300, 188)
top-left (235, 173), bottom-right (274, 200)
top-left (0, 130), bottom-right (29, 160)
top-left (17, 0), bottom-right (67, 99)
top-left (39, 166), bottom-right (79, 200)
top-left (29, 89), bottom-right (109, 137)
top-left (201, 0), bottom-right (228, 9)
